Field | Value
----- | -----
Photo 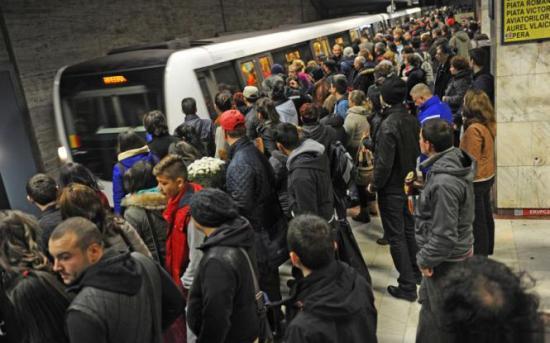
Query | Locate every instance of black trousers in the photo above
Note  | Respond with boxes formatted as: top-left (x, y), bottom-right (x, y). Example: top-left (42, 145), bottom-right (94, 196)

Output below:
top-left (378, 192), bottom-right (420, 291)
top-left (473, 178), bottom-right (495, 256)
top-left (416, 262), bottom-right (457, 343)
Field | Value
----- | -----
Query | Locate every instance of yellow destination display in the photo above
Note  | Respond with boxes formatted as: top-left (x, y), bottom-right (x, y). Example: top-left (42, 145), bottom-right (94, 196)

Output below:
top-left (502, 0), bottom-right (550, 43)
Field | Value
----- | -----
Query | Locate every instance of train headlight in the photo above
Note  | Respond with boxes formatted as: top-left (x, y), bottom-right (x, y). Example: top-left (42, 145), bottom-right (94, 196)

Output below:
top-left (57, 146), bottom-right (68, 163)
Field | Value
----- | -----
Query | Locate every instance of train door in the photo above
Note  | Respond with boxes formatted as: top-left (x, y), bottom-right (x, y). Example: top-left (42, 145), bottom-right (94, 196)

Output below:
top-left (271, 43), bottom-right (313, 69)
top-left (329, 32), bottom-right (351, 48)
top-left (310, 37), bottom-right (330, 61)
top-left (349, 29), bottom-right (360, 42)
top-left (196, 70), bottom-right (218, 118)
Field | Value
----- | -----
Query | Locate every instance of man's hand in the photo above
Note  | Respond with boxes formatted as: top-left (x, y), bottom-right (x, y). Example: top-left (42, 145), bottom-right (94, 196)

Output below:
top-left (420, 267), bottom-right (433, 278)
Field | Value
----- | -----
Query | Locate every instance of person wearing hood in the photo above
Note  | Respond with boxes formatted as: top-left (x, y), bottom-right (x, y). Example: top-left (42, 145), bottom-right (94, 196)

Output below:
top-left (112, 130), bottom-right (156, 214)
top-left (186, 189), bottom-right (260, 343)
top-left (263, 75), bottom-right (299, 125)
top-left (284, 214), bottom-right (377, 343)
top-left (442, 56), bottom-right (473, 145)
top-left (121, 160), bottom-right (167, 264)
top-left (273, 123), bottom-right (334, 222)
top-left (449, 26), bottom-right (471, 59)
top-left (49, 217), bottom-right (183, 343)
top-left (415, 118), bottom-right (475, 343)
top-left (368, 76), bottom-right (421, 301)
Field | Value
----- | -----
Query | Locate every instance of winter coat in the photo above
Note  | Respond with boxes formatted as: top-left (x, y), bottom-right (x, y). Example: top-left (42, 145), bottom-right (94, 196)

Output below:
top-left (287, 139), bottom-right (334, 221)
top-left (343, 106), bottom-right (370, 153)
top-left (460, 122), bottom-right (496, 181)
top-left (105, 218), bottom-right (152, 257)
top-left (284, 261), bottom-right (377, 343)
top-left (122, 192), bottom-right (168, 264)
top-left (417, 95), bottom-right (453, 125)
top-left (405, 67), bottom-right (426, 105)
top-left (275, 99), bottom-right (299, 125)
top-left (334, 95), bottom-right (349, 120)
top-left (66, 250), bottom-right (183, 343)
top-left (148, 134), bottom-right (179, 160)
top-left (112, 146), bottom-right (155, 214)
top-left (176, 113), bottom-right (216, 156)
top-left (415, 147), bottom-right (475, 269)
top-left (163, 182), bottom-right (203, 283)
top-left (320, 114), bottom-right (348, 146)
top-left (245, 107), bottom-right (260, 139)
top-left (187, 216), bottom-right (260, 343)
top-left (372, 104), bottom-right (420, 194)
top-left (472, 69), bottom-right (495, 104)
top-left (449, 31), bottom-right (471, 59)
top-left (313, 74), bottom-right (334, 107)
top-left (256, 120), bottom-right (277, 158)
top-left (225, 137), bottom-right (283, 233)
top-left (269, 150), bottom-right (290, 218)
top-left (434, 58), bottom-right (453, 99)
top-left (38, 204), bottom-right (63, 257)
top-left (443, 70), bottom-right (473, 120)
top-left (351, 68), bottom-right (375, 94)
top-left (300, 123), bottom-right (337, 154)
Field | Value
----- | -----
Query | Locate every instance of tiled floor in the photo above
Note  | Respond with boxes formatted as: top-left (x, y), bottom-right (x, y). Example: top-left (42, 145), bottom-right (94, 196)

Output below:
top-left (348, 215), bottom-right (550, 343)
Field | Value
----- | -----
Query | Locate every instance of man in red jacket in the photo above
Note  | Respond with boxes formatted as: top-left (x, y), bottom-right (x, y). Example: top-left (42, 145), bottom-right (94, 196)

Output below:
top-left (153, 154), bottom-right (202, 284)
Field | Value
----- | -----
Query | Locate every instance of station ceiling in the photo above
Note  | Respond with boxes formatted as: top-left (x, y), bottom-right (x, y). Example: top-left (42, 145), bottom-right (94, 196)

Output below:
top-left (311, 0), bottom-right (414, 18)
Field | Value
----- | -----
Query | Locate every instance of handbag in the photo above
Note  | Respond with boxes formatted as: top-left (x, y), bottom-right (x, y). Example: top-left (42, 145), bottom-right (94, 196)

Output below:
top-left (355, 145), bottom-right (374, 186)
top-left (239, 248), bottom-right (274, 343)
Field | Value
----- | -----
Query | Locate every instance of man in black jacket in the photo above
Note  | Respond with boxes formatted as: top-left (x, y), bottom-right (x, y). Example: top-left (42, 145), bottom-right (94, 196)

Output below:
top-left (368, 76), bottom-right (421, 301)
top-left (284, 214), bottom-right (377, 343)
top-left (469, 48), bottom-right (494, 104)
top-left (433, 44), bottom-right (454, 99)
top-left (299, 102), bottom-right (337, 153)
top-left (49, 217), bottom-right (183, 343)
top-left (221, 109), bottom-right (285, 331)
top-left (25, 173), bottom-right (62, 256)
top-left (177, 97), bottom-right (216, 156)
top-left (187, 189), bottom-right (260, 343)
top-left (273, 123), bottom-right (334, 222)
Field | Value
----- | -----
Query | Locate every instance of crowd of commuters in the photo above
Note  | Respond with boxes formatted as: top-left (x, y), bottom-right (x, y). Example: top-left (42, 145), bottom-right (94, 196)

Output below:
top-left (0, 6), bottom-right (544, 343)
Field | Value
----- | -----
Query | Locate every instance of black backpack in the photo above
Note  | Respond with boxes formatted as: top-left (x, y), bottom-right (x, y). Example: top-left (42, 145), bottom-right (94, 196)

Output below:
top-left (328, 141), bottom-right (356, 192)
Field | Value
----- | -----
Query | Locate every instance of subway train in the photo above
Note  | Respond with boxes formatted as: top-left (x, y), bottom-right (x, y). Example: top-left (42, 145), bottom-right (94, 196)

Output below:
top-left (53, 7), bottom-right (422, 201)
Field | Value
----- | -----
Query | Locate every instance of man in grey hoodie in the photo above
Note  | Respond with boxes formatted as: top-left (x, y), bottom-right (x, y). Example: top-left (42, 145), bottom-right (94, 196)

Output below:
top-left (414, 118), bottom-right (475, 343)
top-left (273, 123), bottom-right (334, 222)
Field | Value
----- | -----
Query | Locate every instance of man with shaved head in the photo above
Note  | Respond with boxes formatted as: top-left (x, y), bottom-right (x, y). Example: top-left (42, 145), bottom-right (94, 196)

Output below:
top-left (49, 217), bottom-right (183, 343)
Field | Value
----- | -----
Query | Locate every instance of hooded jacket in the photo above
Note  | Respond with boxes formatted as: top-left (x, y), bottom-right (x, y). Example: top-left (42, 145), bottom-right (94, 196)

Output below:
top-left (372, 104), bottom-right (420, 194)
top-left (65, 250), bottom-right (183, 343)
top-left (122, 192), bottom-right (168, 264)
top-left (320, 114), bottom-right (348, 146)
top-left (275, 99), bottom-right (299, 125)
top-left (415, 147), bottom-right (475, 269)
top-left (300, 122), bottom-right (337, 153)
top-left (187, 216), bottom-right (259, 343)
top-left (284, 261), bottom-right (377, 343)
top-left (112, 146), bottom-right (155, 214)
top-left (287, 139), bottom-right (334, 221)
top-left (343, 106), bottom-right (370, 152)
top-left (449, 31), bottom-right (471, 59)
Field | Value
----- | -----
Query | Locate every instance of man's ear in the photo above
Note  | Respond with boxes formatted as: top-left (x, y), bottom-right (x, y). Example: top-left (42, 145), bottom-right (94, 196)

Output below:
top-left (176, 176), bottom-right (186, 189)
top-left (289, 251), bottom-right (301, 268)
top-left (87, 243), bottom-right (103, 264)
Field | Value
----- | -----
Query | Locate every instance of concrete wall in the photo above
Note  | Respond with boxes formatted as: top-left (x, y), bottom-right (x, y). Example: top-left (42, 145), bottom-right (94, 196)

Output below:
top-left (0, 0), bottom-right (319, 173)
top-left (493, 1), bottom-right (550, 208)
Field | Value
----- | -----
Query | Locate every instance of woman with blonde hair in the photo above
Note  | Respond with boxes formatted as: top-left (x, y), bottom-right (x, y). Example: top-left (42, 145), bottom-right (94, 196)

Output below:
top-left (0, 210), bottom-right (71, 343)
top-left (460, 89), bottom-right (496, 256)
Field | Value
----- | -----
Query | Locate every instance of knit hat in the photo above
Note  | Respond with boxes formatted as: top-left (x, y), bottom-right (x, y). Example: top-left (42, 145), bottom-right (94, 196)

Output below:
top-left (380, 76), bottom-right (407, 105)
top-left (219, 109), bottom-right (245, 131)
top-left (190, 188), bottom-right (239, 227)
top-left (271, 64), bottom-right (284, 75)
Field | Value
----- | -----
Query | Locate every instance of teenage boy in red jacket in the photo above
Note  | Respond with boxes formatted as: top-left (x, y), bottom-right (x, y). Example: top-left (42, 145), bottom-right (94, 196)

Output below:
top-left (153, 154), bottom-right (202, 284)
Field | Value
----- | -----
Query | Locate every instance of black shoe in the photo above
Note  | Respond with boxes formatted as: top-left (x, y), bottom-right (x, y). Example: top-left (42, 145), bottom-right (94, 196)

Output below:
top-left (376, 237), bottom-right (389, 245)
top-left (352, 211), bottom-right (371, 223)
top-left (387, 285), bottom-right (417, 302)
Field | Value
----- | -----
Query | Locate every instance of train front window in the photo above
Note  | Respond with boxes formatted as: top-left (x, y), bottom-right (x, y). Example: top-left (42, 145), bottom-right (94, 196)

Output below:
top-left (62, 86), bottom-right (162, 180)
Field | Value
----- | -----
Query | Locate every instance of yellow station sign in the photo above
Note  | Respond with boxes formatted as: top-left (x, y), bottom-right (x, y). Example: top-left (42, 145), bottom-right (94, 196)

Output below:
top-left (502, 0), bottom-right (550, 44)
